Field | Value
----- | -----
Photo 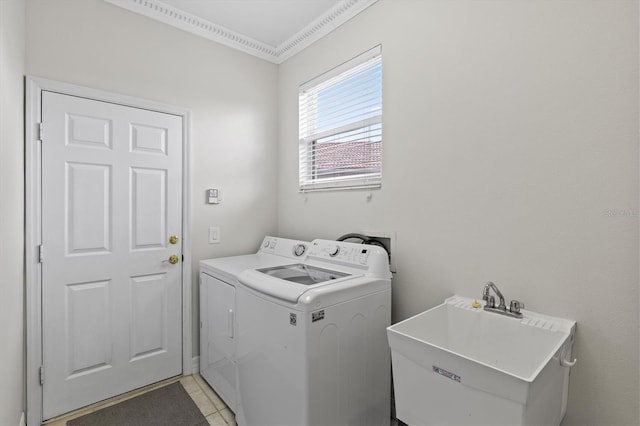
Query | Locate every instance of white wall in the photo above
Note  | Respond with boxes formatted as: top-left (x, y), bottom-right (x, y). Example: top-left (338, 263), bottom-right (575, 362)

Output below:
top-left (277, 1), bottom-right (639, 425)
top-left (25, 0), bottom-right (279, 354)
top-left (0, 0), bottom-right (26, 424)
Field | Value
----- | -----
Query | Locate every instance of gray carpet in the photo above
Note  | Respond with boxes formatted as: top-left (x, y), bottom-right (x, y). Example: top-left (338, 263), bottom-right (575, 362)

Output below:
top-left (67, 382), bottom-right (208, 426)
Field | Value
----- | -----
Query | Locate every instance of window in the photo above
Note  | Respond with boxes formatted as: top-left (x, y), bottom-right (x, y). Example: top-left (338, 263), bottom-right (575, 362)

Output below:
top-left (299, 46), bottom-right (382, 191)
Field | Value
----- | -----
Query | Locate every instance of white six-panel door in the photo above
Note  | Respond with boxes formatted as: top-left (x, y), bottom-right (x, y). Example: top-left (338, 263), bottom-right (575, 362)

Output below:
top-left (41, 91), bottom-right (183, 419)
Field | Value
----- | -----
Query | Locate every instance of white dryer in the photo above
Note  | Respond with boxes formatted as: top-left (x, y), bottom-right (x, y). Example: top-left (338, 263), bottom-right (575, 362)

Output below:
top-left (235, 239), bottom-right (392, 426)
top-left (199, 236), bottom-right (310, 412)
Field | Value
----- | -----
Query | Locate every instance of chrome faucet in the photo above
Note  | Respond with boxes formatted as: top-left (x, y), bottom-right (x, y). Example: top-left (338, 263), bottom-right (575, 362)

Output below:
top-left (482, 281), bottom-right (523, 318)
top-left (482, 281), bottom-right (506, 310)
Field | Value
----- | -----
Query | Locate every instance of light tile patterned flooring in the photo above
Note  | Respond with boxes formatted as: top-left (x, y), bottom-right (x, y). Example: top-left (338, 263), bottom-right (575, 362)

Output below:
top-left (43, 374), bottom-right (236, 426)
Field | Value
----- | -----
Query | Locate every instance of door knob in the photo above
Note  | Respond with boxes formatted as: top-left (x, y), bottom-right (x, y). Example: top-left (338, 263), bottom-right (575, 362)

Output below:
top-left (169, 235), bottom-right (179, 244)
top-left (163, 255), bottom-right (179, 265)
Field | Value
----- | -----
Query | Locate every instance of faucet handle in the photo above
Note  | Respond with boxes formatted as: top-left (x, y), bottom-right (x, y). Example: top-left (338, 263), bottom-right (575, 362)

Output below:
top-left (509, 300), bottom-right (524, 314)
top-left (482, 286), bottom-right (490, 301)
top-left (486, 295), bottom-right (496, 308)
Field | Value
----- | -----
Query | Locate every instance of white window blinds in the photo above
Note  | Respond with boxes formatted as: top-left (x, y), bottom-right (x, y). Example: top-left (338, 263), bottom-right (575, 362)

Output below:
top-left (299, 46), bottom-right (382, 192)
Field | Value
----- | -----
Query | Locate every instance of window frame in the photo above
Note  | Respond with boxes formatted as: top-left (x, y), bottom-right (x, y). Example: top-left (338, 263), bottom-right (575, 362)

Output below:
top-left (298, 46), bottom-right (382, 192)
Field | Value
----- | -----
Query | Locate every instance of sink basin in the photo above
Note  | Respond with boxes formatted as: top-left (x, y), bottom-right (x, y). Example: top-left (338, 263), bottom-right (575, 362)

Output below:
top-left (387, 295), bottom-right (576, 425)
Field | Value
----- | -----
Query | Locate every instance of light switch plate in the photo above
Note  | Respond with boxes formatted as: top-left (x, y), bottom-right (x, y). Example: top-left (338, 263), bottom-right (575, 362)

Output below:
top-left (208, 227), bottom-right (220, 244)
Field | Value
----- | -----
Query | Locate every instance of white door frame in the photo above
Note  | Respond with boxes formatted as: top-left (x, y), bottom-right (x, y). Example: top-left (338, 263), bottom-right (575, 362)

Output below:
top-left (25, 76), bottom-right (193, 426)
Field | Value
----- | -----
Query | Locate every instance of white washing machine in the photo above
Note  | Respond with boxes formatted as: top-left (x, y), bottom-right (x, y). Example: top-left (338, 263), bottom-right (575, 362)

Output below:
top-left (235, 239), bottom-right (392, 426)
top-left (199, 236), bottom-right (310, 412)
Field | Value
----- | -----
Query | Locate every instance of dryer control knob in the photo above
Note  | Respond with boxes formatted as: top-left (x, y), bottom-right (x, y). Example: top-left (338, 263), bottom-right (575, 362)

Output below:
top-left (328, 245), bottom-right (340, 257)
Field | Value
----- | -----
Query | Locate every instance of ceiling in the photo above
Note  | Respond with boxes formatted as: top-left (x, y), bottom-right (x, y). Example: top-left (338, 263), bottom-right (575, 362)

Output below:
top-left (104, 0), bottom-right (378, 64)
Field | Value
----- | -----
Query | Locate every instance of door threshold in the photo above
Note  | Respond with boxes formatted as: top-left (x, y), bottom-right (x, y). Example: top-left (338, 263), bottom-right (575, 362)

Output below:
top-left (42, 375), bottom-right (183, 425)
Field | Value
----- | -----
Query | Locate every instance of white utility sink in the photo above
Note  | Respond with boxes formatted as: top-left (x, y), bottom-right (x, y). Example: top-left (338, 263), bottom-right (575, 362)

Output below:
top-left (387, 295), bottom-right (576, 425)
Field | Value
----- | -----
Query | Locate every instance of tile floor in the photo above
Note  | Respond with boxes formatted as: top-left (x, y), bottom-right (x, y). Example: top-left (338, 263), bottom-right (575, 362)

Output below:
top-left (42, 374), bottom-right (235, 426)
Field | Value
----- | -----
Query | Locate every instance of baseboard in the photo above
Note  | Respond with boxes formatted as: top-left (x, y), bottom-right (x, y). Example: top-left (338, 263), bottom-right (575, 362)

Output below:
top-left (192, 356), bottom-right (200, 374)
top-left (19, 412), bottom-right (25, 426)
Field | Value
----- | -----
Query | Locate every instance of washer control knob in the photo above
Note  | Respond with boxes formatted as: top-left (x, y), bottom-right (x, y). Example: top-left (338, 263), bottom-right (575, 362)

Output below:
top-left (328, 245), bottom-right (340, 257)
top-left (293, 244), bottom-right (307, 257)
top-left (263, 239), bottom-right (270, 248)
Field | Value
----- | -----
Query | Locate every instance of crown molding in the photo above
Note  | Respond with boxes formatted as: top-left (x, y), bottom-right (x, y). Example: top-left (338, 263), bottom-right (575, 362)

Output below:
top-left (276, 0), bottom-right (377, 63)
top-left (104, 0), bottom-right (378, 64)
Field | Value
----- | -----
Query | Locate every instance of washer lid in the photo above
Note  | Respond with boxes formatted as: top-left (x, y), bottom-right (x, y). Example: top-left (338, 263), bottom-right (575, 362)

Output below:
top-left (238, 267), bottom-right (354, 303)
top-left (257, 264), bottom-right (349, 286)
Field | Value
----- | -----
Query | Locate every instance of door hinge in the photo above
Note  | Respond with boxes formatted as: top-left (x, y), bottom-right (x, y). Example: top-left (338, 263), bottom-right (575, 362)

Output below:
top-left (38, 245), bottom-right (44, 263)
top-left (37, 122), bottom-right (43, 142)
top-left (200, 320), bottom-right (203, 329)
top-left (39, 365), bottom-right (44, 386)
